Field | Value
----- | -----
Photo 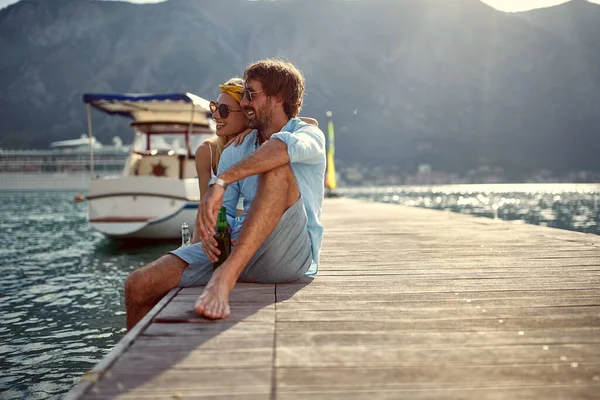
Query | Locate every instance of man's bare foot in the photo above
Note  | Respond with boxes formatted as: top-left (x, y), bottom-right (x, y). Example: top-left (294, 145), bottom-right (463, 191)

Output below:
top-left (194, 274), bottom-right (232, 319)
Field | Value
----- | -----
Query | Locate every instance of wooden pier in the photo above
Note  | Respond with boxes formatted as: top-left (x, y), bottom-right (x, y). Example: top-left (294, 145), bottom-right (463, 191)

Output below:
top-left (68, 198), bottom-right (600, 399)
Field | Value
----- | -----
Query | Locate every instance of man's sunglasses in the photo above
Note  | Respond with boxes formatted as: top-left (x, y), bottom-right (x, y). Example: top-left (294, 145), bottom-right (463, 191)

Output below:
top-left (242, 88), bottom-right (264, 102)
top-left (209, 101), bottom-right (243, 119)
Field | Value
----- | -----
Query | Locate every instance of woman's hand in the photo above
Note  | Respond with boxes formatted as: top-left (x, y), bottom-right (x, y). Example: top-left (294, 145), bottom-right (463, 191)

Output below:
top-left (225, 128), bottom-right (253, 148)
top-left (299, 117), bottom-right (319, 127)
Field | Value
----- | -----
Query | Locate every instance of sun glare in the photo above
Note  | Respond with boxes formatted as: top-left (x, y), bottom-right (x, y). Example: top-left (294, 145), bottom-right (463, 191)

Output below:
top-left (482, 0), bottom-right (600, 12)
top-left (2, 0), bottom-right (600, 11)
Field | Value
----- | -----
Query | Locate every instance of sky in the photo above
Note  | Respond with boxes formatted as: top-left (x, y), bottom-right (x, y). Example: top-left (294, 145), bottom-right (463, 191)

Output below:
top-left (0, 0), bottom-right (600, 12)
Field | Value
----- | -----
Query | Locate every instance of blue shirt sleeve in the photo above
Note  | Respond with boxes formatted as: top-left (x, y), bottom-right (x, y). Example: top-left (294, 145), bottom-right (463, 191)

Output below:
top-left (271, 124), bottom-right (326, 165)
top-left (217, 147), bottom-right (240, 226)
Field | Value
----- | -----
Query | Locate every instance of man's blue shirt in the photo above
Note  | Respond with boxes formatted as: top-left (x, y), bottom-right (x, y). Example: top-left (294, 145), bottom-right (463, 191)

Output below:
top-left (217, 118), bottom-right (326, 275)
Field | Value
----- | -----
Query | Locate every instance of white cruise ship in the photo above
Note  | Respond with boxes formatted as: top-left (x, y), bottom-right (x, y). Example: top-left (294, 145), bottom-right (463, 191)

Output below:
top-left (0, 135), bottom-right (130, 191)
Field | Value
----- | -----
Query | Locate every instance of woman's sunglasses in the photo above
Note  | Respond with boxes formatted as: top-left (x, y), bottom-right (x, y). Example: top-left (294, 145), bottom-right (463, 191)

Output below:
top-left (209, 101), bottom-right (243, 119)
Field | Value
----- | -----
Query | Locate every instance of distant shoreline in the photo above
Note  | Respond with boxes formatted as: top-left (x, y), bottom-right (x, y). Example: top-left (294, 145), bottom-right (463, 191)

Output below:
top-left (2, 174), bottom-right (599, 192)
top-left (0, 172), bottom-right (111, 191)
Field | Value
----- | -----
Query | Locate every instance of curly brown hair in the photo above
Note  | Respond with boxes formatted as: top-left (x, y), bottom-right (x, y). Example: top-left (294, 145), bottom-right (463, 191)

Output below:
top-left (243, 58), bottom-right (305, 118)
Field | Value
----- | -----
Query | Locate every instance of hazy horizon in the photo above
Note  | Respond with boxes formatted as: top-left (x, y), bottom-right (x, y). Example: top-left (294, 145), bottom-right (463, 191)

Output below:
top-left (1, 0), bottom-right (600, 12)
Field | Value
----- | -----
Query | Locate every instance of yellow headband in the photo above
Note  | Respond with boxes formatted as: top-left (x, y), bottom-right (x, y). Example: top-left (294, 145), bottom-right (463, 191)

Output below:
top-left (218, 83), bottom-right (243, 104)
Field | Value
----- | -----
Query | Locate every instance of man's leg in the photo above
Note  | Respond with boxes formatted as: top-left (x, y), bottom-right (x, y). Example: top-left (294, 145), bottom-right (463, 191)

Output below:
top-left (124, 254), bottom-right (187, 330)
top-left (195, 163), bottom-right (300, 319)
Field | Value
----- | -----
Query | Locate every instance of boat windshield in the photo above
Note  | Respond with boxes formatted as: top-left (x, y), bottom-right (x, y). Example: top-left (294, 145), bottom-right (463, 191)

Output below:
top-left (131, 132), bottom-right (214, 156)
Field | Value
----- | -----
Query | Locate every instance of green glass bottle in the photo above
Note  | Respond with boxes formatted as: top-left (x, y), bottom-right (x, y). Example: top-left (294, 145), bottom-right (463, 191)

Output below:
top-left (213, 206), bottom-right (231, 268)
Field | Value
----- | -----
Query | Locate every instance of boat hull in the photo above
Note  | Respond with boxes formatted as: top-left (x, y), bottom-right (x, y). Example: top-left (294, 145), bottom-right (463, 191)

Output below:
top-left (87, 176), bottom-right (199, 239)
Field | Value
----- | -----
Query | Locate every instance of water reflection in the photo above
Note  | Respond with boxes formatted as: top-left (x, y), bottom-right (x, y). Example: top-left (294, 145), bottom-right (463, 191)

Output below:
top-left (338, 183), bottom-right (600, 235)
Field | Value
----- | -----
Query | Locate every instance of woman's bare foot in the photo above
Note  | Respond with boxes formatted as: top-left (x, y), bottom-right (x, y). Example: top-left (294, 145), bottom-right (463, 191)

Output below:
top-left (194, 273), bottom-right (232, 319)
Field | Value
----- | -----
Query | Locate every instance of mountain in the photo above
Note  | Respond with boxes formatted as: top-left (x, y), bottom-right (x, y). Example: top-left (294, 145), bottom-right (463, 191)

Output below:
top-left (516, 0), bottom-right (600, 49)
top-left (1, 0), bottom-right (599, 179)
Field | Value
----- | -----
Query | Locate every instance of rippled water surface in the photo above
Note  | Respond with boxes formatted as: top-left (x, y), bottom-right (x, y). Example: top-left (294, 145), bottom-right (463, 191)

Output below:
top-left (0, 192), bottom-right (177, 399)
top-left (1, 184), bottom-right (599, 398)
top-left (337, 183), bottom-right (600, 235)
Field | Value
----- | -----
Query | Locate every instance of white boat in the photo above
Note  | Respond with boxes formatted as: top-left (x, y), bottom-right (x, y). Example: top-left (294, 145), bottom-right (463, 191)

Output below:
top-left (83, 92), bottom-right (214, 239)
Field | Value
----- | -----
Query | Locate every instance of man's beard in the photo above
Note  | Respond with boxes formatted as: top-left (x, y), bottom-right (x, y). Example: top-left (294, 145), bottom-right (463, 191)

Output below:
top-left (246, 98), bottom-right (273, 134)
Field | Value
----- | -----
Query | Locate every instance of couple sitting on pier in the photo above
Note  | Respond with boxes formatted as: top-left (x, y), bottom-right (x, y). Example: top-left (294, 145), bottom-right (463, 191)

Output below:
top-left (125, 58), bottom-right (326, 328)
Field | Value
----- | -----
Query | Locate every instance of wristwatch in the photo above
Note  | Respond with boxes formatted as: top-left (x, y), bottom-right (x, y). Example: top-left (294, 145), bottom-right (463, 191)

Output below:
top-left (208, 176), bottom-right (227, 190)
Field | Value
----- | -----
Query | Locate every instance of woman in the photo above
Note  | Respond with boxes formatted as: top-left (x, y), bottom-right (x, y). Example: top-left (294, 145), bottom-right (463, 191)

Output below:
top-left (192, 78), bottom-right (249, 243)
top-left (191, 77), bottom-right (318, 243)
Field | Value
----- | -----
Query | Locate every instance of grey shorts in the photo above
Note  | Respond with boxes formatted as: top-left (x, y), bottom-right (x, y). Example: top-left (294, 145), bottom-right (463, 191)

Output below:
top-left (170, 198), bottom-right (312, 287)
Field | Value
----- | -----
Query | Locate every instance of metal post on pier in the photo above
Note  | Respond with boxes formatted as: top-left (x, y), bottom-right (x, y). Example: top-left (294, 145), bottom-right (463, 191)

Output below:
top-left (184, 102), bottom-right (196, 178)
top-left (87, 104), bottom-right (95, 179)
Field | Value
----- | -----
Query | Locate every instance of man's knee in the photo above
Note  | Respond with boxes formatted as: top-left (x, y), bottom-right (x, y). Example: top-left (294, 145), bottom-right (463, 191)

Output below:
top-left (125, 268), bottom-right (146, 304)
top-left (125, 255), bottom-right (186, 304)
top-left (259, 164), bottom-right (299, 197)
top-left (261, 163), bottom-right (292, 182)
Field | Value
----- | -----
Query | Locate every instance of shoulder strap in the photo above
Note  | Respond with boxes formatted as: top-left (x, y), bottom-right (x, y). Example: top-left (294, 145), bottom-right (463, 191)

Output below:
top-left (208, 142), bottom-right (217, 178)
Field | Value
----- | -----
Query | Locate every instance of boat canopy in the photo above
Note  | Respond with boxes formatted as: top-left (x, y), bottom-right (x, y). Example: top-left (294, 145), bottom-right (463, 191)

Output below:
top-left (82, 93), bottom-right (212, 127)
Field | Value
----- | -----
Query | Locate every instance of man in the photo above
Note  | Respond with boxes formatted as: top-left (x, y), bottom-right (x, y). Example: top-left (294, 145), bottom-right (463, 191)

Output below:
top-left (125, 58), bottom-right (326, 327)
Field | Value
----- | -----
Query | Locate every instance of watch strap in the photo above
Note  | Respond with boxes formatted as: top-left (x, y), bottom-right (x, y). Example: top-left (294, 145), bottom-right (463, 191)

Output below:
top-left (208, 176), bottom-right (227, 189)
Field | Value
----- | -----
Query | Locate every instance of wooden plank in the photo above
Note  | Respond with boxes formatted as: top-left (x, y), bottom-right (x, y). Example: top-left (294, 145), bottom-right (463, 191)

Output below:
top-left (276, 316), bottom-right (599, 331)
top-left (153, 301), bottom-right (274, 323)
top-left (275, 386), bottom-right (600, 400)
top-left (278, 289), bottom-right (600, 303)
top-left (276, 344), bottom-right (600, 368)
top-left (274, 307), bottom-right (600, 322)
top-left (85, 368), bottom-right (271, 397)
top-left (314, 270), bottom-right (600, 277)
top-left (276, 297), bottom-right (600, 310)
top-left (115, 346), bottom-right (272, 369)
top-left (315, 261), bottom-right (600, 268)
top-left (129, 335), bottom-right (272, 351)
top-left (276, 328), bottom-right (600, 347)
top-left (85, 394), bottom-right (268, 400)
top-left (276, 283), bottom-right (600, 298)
top-left (142, 322), bottom-right (273, 337)
top-left (276, 363), bottom-right (600, 390)
top-left (298, 269), bottom-right (600, 277)
top-left (139, 325), bottom-right (273, 350)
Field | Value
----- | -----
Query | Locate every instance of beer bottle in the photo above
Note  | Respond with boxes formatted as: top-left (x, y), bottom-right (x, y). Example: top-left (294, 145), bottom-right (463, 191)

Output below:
top-left (213, 207), bottom-right (231, 268)
top-left (181, 222), bottom-right (191, 247)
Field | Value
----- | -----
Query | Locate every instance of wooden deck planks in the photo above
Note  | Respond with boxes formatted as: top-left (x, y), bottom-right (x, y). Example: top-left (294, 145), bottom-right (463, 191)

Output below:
top-left (68, 198), bottom-right (600, 399)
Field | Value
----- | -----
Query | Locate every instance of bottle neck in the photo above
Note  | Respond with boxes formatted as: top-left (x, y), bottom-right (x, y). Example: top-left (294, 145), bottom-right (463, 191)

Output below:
top-left (217, 208), bottom-right (227, 230)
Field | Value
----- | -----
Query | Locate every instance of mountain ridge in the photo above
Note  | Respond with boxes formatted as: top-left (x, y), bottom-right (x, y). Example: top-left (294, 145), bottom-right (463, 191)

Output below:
top-left (1, 0), bottom-right (599, 179)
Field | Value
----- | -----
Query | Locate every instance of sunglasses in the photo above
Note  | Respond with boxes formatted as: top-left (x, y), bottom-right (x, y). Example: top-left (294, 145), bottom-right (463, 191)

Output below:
top-left (209, 101), bottom-right (243, 119)
top-left (242, 87), bottom-right (264, 102)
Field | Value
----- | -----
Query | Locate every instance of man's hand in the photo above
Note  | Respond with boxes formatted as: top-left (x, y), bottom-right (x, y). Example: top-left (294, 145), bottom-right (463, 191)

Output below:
top-left (198, 184), bottom-right (226, 240)
top-left (201, 236), bottom-right (220, 263)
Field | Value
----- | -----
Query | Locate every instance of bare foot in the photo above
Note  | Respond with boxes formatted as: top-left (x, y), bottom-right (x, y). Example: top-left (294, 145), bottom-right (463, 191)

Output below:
top-left (194, 275), bottom-right (231, 319)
